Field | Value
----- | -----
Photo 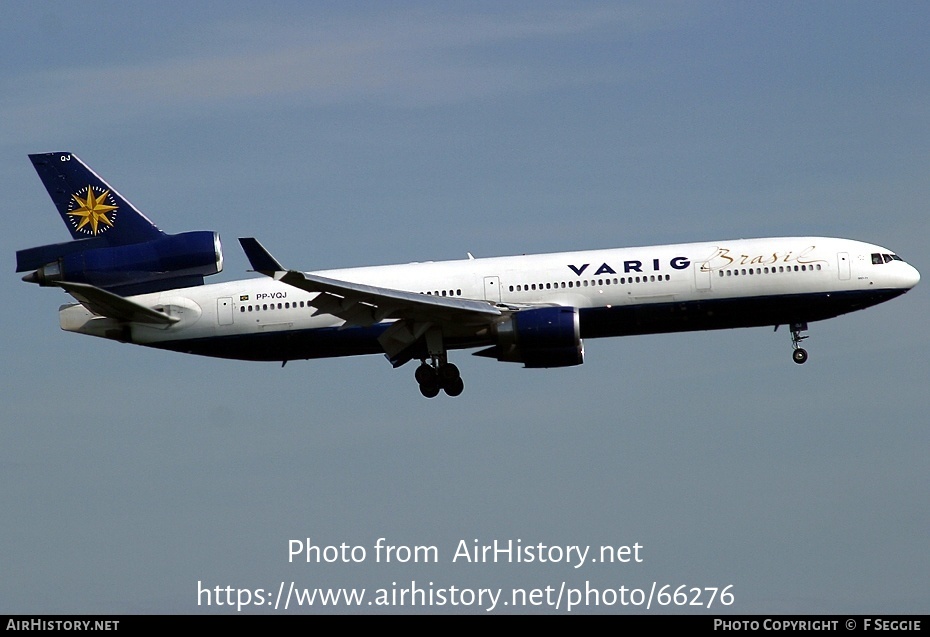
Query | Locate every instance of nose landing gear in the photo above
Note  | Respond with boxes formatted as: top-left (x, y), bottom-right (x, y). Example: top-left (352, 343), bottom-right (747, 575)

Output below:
top-left (789, 321), bottom-right (808, 364)
top-left (776, 322), bottom-right (810, 364)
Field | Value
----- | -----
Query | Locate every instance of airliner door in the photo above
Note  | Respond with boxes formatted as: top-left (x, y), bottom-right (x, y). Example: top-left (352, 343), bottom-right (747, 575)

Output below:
top-left (217, 297), bottom-right (234, 325)
top-left (484, 276), bottom-right (501, 303)
top-left (837, 253), bottom-right (850, 281)
top-left (694, 263), bottom-right (712, 291)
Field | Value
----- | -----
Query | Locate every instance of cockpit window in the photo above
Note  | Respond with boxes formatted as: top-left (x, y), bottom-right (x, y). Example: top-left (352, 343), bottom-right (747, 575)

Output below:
top-left (873, 252), bottom-right (906, 264)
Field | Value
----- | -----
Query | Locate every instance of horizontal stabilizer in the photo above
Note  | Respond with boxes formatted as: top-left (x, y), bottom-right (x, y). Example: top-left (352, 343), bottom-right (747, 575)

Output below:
top-left (56, 281), bottom-right (179, 325)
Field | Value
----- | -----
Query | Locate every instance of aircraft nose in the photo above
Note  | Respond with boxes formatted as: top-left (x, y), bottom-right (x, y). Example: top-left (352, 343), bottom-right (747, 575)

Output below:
top-left (904, 263), bottom-right (920, 289)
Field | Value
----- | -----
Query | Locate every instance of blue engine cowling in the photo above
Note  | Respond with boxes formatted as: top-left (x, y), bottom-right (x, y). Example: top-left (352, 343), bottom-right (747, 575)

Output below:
top-left (485, 306), bottom-right (585, 368)
top-left (19, 230), bottom-right (223, 296)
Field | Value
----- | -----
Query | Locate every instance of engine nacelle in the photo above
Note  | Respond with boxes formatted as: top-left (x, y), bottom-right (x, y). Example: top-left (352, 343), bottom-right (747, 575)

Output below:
top-left (19, 231), bottom-right (223, 295)
top-left (483, 306), bottom-right (585, 368)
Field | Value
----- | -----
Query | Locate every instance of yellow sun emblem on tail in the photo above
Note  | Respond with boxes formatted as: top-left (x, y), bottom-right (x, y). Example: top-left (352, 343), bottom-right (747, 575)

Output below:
top-left (69, 186), bottom-right (118, 235)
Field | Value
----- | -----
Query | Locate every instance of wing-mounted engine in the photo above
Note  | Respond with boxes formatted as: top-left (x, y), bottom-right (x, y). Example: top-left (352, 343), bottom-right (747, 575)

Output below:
top-left (475, 306), bottom-right (585, 368)
top-left (17, 230), bottom-right (223, 296)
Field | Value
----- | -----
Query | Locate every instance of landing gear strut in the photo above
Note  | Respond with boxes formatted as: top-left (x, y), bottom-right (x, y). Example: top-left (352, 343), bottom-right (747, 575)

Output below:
top-left (789, 321), bottom-right (809, 364)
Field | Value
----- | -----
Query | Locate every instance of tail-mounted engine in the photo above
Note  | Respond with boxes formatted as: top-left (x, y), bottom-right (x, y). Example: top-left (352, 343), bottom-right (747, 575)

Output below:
top-left (17, 231), bottom-right (223, 296)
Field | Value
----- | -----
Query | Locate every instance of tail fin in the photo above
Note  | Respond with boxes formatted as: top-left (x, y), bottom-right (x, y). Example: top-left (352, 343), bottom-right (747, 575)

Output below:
top-left (29, 152), bottom-right (164, 245)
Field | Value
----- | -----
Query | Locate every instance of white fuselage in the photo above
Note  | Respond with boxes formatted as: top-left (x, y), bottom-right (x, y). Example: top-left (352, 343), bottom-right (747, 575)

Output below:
top-left (58, 236), bottom-right (920, 362)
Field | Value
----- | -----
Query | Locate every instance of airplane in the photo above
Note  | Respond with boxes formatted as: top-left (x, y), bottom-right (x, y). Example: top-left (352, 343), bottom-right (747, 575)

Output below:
top-left (17, 152), bottom-right (920, 398)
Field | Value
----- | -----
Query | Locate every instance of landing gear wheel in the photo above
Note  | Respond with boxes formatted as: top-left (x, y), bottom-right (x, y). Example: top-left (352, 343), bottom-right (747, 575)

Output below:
top-left (438, 363), bottom-right (460, 382)
top-left (786, 322), bottom-right (810, 366)
top-left (442, 376), bottom-right (464, 397)
top-left (415, 363), bottom-right (436, 385)
top-left (419, 381), bottom-right (441, 398)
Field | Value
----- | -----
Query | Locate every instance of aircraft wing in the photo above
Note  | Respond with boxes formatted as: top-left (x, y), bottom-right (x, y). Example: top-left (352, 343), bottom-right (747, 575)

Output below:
top-left (56, 281), bottom-right (179, 325)
top-left (239, 237), bottom-right (505, 361)
top-left (239, 237), bottom-right (503, 326)
top-left (280, 270), bottom-right (503, 325)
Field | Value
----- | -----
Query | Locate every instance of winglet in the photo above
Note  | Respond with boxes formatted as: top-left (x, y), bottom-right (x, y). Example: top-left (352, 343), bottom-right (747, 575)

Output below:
top-left (238, 237), bottom-right (285, 274)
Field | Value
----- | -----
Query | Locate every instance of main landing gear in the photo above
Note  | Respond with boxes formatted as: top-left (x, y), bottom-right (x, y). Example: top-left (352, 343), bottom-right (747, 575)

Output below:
top-left (415, 360), bottom-right (464, 398)
top-left (411, 327), bottom-right (465, 398)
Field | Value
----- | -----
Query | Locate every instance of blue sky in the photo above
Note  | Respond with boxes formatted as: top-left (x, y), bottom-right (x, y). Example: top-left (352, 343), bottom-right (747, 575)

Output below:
top-left (2, 2), bottom-right (928, 614)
